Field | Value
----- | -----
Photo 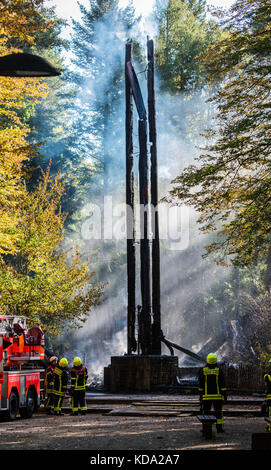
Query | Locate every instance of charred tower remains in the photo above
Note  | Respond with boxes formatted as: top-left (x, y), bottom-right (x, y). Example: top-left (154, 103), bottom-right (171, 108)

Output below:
top-left (104, 39), bottom-right (200, 392)
top-left (125, 38), bottom-right (161, 357)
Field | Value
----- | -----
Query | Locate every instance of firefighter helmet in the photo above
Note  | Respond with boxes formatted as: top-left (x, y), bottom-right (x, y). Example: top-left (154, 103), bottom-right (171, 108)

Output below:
top-left (206, 353), bottom-right (217, 364)
top-left (49, 356), bottom-right (58, 363)
top-left (59, 357), bottom-right (69, 368)
top-left (73, 357), bottom-right (82, 367)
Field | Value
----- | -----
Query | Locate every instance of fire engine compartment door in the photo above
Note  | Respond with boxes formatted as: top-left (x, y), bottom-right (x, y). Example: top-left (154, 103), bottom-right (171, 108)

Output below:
top-left (20, 375), bottom-right (26, 407)
top-left (0, 336), bottom-right (3, 384)
top-left (1, 373), bottom-right (7, 409)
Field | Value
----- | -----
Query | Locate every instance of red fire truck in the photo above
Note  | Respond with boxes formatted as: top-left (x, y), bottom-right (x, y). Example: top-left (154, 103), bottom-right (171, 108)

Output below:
top-left (0, 315), bottom-right (46, 420)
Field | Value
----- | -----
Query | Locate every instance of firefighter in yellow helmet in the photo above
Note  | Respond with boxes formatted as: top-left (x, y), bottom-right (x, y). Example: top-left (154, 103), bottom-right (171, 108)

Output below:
top-left (53, 357), bottom-right (69, 416)
top-left (70, 357), bottom-right (88, 416)
top-left (198, 353), bottom-right (227, 433)
top-left (264, 359), bottom-right (271, 431)
top-left (45, 355), bottom-right (58, 415)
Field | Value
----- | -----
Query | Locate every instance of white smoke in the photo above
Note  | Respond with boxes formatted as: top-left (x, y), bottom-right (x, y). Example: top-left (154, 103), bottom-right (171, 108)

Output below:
top-left (56, 2), bottom-right (232, 381)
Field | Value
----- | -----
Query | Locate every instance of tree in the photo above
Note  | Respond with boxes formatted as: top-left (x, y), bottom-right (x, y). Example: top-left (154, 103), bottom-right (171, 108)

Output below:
top-left (166, 0), bottom-right (271, 285)
top-left (19, 6), bottom-right (91, 229)
top-left (155, 0), bottom-right (217, 93)
top-left (0, 0), bottom-right (104, 334)
top-left (0, 167), bottom-right (103, 335)
top-left (0, 0), bottom-right (51, 41)
top-left (0, 0), bottom-right (52, 254)
top-left (69, 0), bottom-right (139, 194)
top-left (27, 0), bottom-right (140, 235)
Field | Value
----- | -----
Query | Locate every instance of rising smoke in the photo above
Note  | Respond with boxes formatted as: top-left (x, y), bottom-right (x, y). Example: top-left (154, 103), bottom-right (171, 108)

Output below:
top-left (57, 1), bottom-right (232, 382)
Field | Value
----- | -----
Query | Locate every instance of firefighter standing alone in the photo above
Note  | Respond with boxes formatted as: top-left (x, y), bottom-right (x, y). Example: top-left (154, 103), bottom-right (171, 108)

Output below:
top-left (53, 357), bottom-right (69, 416)
top-left (70, 357), bottom-right (88, 416)
top-left (198, 353), bottom-right (227, 433)
top-left (45, 355), bottom-right (58, 415)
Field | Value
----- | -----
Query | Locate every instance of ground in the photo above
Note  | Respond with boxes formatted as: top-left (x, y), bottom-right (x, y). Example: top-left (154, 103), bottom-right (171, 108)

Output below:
top-left (0, 394), bottom-right (267, 452)
top-left (0, 412), bottom-right (265, 451)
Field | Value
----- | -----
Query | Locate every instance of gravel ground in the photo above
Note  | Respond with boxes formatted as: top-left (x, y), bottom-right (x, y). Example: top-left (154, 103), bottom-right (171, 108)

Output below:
top-left (0, 407), bottom-right (266, 451)
top-left (0, 392), bottom-right (268, 464)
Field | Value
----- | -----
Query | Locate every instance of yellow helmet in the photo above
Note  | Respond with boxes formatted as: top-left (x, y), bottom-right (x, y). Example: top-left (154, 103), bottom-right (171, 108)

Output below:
top-left (73, 357), bottom-right (82, 367)
top-left (59, 357), bottom-right (69, 368)
top-left (206, 353), bottom-right (217, 364)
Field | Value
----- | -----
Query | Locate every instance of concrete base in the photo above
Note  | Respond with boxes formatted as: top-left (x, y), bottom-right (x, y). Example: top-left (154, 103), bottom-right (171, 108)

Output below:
top-left (104, 355), bottom-right (179, 393)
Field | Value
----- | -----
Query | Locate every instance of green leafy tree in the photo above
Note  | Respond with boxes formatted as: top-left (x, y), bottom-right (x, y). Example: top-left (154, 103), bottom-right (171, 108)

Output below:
top-left (155, 0), bottom-right (217, 93)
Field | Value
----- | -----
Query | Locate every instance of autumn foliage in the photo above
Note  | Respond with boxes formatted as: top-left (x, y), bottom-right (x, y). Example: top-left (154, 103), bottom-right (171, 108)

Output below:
top-left (0, 0), bottom-right (103, 334)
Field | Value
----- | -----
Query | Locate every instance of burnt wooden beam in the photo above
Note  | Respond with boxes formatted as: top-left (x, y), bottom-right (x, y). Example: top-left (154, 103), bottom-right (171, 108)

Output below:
top-left (161, 334), bottom-right (203, 362)
top-left (126, 61), bottom-right (147, 121)
top-left (125, 41), bottom-right (137, 354)
top-left (147, 38), bottom-right (161, 355)
top-left (138, 117), bottom-right (152, 355)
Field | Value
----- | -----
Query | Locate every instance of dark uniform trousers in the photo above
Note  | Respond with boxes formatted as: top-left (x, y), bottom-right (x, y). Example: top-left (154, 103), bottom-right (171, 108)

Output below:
top-left (201, 399), bottom-right (224, 429)
top-left (72, 390), bottom-right (87, 413)
top-left (264, 374), bottom-right (271, 432)
top-left (71, 366), bottom-right (88, 414)
top-left (198, 366), bottom-right (227, 431)
top-left (53, 366), bottom-right (68, 415)
top-left (45, 365), bottom-right (54, 413)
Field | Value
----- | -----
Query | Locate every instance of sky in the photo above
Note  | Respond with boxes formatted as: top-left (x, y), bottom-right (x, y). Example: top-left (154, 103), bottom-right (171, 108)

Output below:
top-left (49, 0), bottom-right (155, 19)
top-left (47, 0), bottom-right (235, 34)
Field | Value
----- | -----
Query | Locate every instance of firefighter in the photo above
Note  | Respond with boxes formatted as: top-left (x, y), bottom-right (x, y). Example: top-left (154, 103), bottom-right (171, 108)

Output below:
top-left (45, 355), bottom-right (58, 415)
top-left (198, 353), bottom-right (227, 433)
top-left (53, 357), bottom-right (69, 416)
top-left (264, 360), bottom-right (271, 432)
top-left (70, 357), bottom-right (88, 416)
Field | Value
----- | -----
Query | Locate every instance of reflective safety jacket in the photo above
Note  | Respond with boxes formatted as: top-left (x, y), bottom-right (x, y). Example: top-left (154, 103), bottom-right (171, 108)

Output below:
top-left (198, 365), bottom-right (227, 400)
top-left (45, 364), bottom-right (55, 394)
top-left (70, 365), bottom-right (88, 391)
top-left (264, 373), bottom-right (271, 400)
top-left (53, 365), bottom-right (69, 397)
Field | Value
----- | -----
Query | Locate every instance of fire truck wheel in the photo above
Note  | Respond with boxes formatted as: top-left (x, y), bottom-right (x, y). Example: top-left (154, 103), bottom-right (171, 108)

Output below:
top-left (19, 390), bottom-right (35, 419)
top-left (8, 391), bottom-right (18, 421)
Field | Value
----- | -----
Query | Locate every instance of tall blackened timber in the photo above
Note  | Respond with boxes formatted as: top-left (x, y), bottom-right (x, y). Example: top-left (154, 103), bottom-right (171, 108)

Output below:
top-left (147, 38), bottom-right (161, 355)
top-left (104, 39), bottom-right (179, 393)
top-left (125, 41), bottom-right (137, 354)
top-left (138, 117), bottom-right (152, 355)
top-left (126, 58), bottom-right (152, 355)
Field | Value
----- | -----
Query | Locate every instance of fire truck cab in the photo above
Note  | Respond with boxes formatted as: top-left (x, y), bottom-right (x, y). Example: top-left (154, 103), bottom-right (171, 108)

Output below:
top-left (0, 316), bottom-right (45, 420)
